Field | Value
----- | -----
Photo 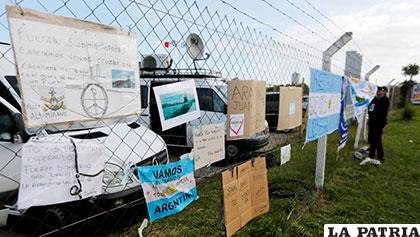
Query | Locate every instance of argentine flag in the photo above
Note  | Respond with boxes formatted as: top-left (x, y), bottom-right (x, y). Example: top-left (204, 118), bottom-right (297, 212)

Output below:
top-left (305, 68), bottom-right (343, 143)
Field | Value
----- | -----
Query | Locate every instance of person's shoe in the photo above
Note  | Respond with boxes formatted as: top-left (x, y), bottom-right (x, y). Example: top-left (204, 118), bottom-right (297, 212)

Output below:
top-left (360, 157), bottom-right (381, 166)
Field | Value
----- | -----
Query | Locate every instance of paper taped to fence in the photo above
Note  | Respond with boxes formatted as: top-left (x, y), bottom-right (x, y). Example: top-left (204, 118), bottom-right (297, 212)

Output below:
top-left (153, 80), bottom-right (200, 131)
top-left (277, 87), bottom-right (302, 131)
top-left (17, 138), bottom-right (106, 209)
top-left (6, 6), bottom-right (140, 128)
top-left (305, 68), bottom-right (343, 143)
top-left (222, 157), bottom-right (269, 237)
top-left (227, 80), bottom-right (266, 140)
top-left (349, 78), bottom-right (377, 122)
top-left (193, 123), bottom-right (225, 170)
top-left (137, 158), bottom-right (197, 222)
top-left (280, 144), bottom-right (291, 165)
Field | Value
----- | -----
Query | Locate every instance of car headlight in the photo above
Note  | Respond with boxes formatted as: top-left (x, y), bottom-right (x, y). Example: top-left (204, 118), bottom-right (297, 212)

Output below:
top-left (103, 163), bottom-right (126, 188)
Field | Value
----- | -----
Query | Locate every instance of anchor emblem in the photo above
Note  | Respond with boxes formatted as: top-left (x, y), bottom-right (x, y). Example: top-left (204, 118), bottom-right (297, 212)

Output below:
top-left (41, 88), bottom-right (65, 111)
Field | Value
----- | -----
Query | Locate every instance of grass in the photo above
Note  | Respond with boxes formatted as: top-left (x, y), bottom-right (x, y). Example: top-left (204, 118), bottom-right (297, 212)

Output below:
top-left (113, 106), bottom-right (420, 237)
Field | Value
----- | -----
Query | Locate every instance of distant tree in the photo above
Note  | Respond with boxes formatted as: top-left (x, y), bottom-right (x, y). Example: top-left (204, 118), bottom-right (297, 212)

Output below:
top-left (399, 80), bottom-right (416, 107)
top-left (402, 63), bottom-right (419, 81)
top-left (398, 63), bottom-right (419, 107)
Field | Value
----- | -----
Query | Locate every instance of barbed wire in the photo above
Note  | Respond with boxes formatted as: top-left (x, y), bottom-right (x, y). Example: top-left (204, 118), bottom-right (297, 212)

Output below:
top-left (299, 0), bottom-right (376, 71)
top-left (258, 0), bottom-right (331, 43)
top-left (217, 0), bottom-right (322, 54)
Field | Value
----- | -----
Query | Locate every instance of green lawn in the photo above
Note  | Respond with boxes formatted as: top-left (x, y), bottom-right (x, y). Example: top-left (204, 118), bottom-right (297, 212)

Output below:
top-left (114, 107), bottom-right (420, 237)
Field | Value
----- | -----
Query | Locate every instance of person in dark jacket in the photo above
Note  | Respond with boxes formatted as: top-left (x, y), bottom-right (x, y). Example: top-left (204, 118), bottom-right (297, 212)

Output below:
top-left (367, 87), bottom-right (390, 162)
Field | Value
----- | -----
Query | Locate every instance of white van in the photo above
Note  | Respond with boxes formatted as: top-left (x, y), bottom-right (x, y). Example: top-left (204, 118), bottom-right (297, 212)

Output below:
top-left (0, 75), bottom-right (168, 227)
top-left (139, 72), bottom-right (270, 159)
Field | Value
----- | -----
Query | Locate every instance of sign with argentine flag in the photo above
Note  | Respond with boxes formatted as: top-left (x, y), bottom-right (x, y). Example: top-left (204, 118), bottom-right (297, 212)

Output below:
top-left (137, 158), bottom-right (197, 222)
top-left (305, 68), bottom-right (343, 143)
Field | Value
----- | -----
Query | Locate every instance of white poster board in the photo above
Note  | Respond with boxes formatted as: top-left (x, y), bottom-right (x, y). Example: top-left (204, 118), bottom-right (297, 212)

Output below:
top-left (280, 144), bottom-right (291, 165)
top-left (6, 6), bottom-right (141, 128)
top-left (153, 80), bottom-right (200, 131)
top-left (17, 138), bottom-right (106, 209)
top-left (193, 123), bottom-right (225, 170)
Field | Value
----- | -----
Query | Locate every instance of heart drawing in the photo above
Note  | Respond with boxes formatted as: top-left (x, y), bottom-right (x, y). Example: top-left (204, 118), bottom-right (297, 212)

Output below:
top-left (229, 114), bottom-right (244, 137)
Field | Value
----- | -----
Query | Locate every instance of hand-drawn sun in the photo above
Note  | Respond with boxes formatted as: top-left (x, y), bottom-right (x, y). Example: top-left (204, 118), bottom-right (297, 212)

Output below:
top-left (165, 185), bottom-right (177, 195)
top-left (328, 98), bottom-right (332, 111)
top-left (81, 84), bottom-right (108, 118)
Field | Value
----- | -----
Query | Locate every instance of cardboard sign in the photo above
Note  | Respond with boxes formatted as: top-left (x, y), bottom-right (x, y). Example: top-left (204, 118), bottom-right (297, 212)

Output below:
top-left (6, 6), bottom-right (141, 128)
top-left (227, 80), bottom-right (266, 140)
top-left (305, 69), bottom-right (343, 143)
top-left (137, 158), bottom-right (197, 222)
top-left (222, 157), bottom-right (269, 237)
top-left (193, 123), bottom-right (225, 170)
top-left (277, 87), bottom-right (302, 131)
top-left (153, 80), bottom-right (201, 131)
top-left (18, 138), bottom-right (106, 209)
top-left (280, 144), bottom-right (291, 165)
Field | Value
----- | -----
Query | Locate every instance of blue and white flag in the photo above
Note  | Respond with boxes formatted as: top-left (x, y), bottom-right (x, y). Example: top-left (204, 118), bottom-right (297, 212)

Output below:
top-left (349, 78), bottom-right (377, 122)
top-left (305, 68), bottom-right (343, 143)
top-left (137, 158), bottom-right (197, 222)
top-left (337, 78), bottom-right (349, 153)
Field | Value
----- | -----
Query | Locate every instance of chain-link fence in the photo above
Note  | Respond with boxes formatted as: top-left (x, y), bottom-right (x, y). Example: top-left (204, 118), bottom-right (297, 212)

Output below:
top-left (0, 0), bottom-right (365, 236)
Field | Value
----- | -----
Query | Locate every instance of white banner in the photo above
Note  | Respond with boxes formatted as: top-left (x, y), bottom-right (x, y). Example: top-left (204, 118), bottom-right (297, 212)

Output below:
top-left (18, 138), bottom-right (106, 209)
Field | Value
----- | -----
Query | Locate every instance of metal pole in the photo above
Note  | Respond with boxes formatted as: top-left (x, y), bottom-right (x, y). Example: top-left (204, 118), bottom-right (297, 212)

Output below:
top-left (365, 65), bottom-right (380, 81)
top-left (315, 32), bottom-right (352, 191)
top-left (390, 80), bottom-right (398, 110)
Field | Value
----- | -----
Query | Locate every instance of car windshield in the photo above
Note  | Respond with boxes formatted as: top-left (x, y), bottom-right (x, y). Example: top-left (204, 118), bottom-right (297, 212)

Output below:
top-left (215, 85), bottom-right (227, 100)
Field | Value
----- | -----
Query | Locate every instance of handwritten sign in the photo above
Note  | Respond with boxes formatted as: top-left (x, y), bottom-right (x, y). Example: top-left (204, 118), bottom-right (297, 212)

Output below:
top-left (227, 80), bottom-right (266, 140)
top-left (17, 138), bottom-right (106, 209)
top-left (222, 157), bottom-right (269, 237)
top-left (6, 6), bottom-right (140, 128)
top-left (193, 123), bottom-right (225, 170)
top-left (137, 158), bottom-right (197, 222)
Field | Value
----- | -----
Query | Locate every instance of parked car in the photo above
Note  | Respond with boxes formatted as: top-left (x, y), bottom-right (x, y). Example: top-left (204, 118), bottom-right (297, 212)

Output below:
top-left (0, 75), bottom-right (168, 228)
top-left (265, 92), bottom-right (280, 131)
top-left (139, 75), bottom-right (270, 160)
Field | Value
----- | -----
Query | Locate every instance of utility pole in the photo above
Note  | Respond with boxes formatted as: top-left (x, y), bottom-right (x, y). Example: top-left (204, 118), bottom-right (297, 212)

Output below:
top-left (316, 32), bottom-right (352, 191)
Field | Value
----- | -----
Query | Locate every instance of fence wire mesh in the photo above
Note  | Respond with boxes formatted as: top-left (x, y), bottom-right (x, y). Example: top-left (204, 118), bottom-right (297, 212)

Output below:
top-left (0, 0), bottom-right (367, 236)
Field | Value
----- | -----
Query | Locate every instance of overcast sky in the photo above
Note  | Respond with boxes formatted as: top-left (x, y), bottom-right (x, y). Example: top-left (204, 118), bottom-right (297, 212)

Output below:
top-left (1, 0), bottom-right (419, 86)
top-left (196, 0), bottom-right (420, 85)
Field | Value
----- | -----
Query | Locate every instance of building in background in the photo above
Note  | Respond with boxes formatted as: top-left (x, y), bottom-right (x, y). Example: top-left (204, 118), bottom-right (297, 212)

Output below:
top-left (291, 72), bottom-right (301, 85)
top-left (344, 51), bottom-right (363, 79)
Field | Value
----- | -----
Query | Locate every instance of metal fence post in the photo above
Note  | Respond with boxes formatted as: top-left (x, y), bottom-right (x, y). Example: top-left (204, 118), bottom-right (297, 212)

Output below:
top-left (316, 32), bottom-right (352, 191)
